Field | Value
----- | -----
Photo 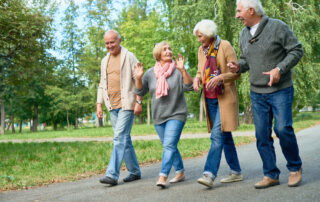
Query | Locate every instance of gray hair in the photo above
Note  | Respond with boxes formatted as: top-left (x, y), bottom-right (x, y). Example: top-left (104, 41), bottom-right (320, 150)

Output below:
top-left (237, 0), bottom-right (265, 16)
top-left (193, 19), bottom-right (217, 38)
top-left (153, 41), bottom-right (170, 61)
top-left (104, 30), bottom-right (121, 39)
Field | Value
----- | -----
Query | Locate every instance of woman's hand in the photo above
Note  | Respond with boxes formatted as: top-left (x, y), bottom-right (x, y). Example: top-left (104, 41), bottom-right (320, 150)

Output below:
top-left (193, 77), bottom-right (201, 92)
top-left (134, 62), bottom-right (144, 80)
top-left (206, 75), bottom-right (223, 91)
top-left (174, 54), bottom-right (185, 72)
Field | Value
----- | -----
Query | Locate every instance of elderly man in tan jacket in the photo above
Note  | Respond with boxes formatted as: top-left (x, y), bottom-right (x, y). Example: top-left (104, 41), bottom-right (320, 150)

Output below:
top-left (97, 30), bottom-right (142, 186)
top-left (192, 20), bottom-right (242, 188)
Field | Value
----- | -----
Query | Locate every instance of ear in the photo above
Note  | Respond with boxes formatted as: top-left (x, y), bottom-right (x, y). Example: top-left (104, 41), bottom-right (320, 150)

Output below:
top-left (249, 7), bottom-right (255, 15)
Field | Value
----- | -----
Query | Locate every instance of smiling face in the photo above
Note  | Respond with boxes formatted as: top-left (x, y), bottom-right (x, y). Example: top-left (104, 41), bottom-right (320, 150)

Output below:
top-left (159, 44), bottom-right (173, 64)
top-left (236, 2), bottom-right (254, 27)
top-left (104, 31), bottom-right (121, 56)
top-left (196, 30), bottom-right (214, 48)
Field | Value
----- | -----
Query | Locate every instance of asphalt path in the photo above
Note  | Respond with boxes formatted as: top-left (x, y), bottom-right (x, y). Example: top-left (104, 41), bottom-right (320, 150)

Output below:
top-left (1, 125), bottom-right (319, 202)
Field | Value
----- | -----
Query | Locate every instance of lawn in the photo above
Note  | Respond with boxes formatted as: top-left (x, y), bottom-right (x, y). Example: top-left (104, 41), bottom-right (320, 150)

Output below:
top-left (1, 112), bottom-right (319, 140)
top-left (0, 136), bottom-right (255, 191)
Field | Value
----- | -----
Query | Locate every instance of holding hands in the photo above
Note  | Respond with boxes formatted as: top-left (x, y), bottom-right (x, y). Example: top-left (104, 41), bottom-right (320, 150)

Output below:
top-left (227, 61), bottom-right (240, 73)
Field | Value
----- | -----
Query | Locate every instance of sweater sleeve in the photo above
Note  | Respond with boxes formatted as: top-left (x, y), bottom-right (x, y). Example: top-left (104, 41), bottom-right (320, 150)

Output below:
top-left (238, 32), bottom-right (250, 73)
top-left (276, 22), bottom-right (304, 75)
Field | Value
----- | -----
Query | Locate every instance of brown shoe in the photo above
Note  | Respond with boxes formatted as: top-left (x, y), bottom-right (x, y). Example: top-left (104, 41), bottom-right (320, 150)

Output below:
top-left (288, 168), bottom-right (302, 187)
top-left (254, 176), bottom-right (280, 189)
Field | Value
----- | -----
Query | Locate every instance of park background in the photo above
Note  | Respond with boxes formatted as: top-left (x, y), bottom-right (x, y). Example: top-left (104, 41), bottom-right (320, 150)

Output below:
top-left (0, 0), bottom-right (320, 191)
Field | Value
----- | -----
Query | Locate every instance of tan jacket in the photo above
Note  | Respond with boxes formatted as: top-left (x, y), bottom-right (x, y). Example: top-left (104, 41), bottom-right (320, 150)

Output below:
top-left (196, 40), bottom-right (240, 132)
top-left (97, 46), bottom-right (138, 111)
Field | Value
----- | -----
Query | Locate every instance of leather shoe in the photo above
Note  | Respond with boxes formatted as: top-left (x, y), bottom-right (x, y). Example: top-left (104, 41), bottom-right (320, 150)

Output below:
top-left (123, 174), bottom-right (141, 182)
top-left (169, 174), bottom-right (185, 183)
top-left (254, 176), bottom-right (279, 189)
top-left (156, 180), bottom-right (166, 188)
top-left (288, 168), bottom-right (302, 187)
top-left (99, 176), bottom-right (118, 185)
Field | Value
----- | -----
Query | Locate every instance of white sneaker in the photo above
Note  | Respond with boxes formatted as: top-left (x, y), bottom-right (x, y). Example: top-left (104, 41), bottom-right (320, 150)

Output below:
top-left (220, 173), bottom-right (243, 183)
top-left (197, 175), bottom-right (213, 188)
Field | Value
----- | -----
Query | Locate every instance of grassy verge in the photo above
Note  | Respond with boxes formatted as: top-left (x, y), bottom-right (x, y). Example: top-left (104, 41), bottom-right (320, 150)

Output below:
top-left (0, 136), bottom-right (254, 191)
top-left (0, 112), bottom-right (319, 140)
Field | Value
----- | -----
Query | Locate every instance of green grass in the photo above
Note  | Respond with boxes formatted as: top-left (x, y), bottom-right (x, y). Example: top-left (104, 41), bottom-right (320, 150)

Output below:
top-left (1, 112), bottom-right (319, 140)
top-left (0, 136), bottom-right (255, 191)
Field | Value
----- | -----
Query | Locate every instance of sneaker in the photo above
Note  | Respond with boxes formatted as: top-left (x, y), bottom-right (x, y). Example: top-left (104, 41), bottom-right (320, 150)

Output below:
top-left (288, 168), bottom-right (302, 187)
top-left (123, 174), bottom-right (141, 182)
top-left (99, 176), bottom-right (118, 186)
top-left (254, 176), bottom-right (279, 189)
top-left (197, 175), bottom-right (213, 188)
top-left (220, 173), bottom-right (243, 183)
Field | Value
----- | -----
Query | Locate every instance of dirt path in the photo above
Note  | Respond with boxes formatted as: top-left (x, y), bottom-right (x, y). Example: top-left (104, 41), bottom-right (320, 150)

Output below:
top-left (0, 131), bottom-right (256, 143)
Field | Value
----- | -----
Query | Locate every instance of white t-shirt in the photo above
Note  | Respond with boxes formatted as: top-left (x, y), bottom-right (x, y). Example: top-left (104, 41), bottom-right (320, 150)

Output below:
top-left (250, 23), bottom-right (260, 36)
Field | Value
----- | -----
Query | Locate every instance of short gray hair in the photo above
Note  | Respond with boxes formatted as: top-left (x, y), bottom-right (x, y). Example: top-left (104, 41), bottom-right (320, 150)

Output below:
top-left (104, 30), bottom-right (121, 39)
top-left (237, 0), bottom-right (265, 16)
top-left (193, 19), bottom-right (217, 38)
top-left (153, 41), bottom-right (170, 61)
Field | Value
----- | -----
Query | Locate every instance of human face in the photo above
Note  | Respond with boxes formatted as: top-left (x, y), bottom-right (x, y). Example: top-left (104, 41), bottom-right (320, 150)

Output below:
top-left (236, 2), bottom-right (254, 27)
top-left (196, 31), bottom-right (213, 48)
top-left (159, 44), bottom-right (173, 65)
top-left (104, 31), bottom-right (121, 56)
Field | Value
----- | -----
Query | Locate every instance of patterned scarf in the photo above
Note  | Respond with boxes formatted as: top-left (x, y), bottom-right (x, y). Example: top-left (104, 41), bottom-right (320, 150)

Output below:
top-left (202, 35), bottom-right (224, 98)
top-left (154, 61), bottom-right (175, 99)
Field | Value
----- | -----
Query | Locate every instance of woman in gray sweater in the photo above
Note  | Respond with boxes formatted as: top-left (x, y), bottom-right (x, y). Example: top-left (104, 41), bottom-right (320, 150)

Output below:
top-left (135, 42), bottom-right (193, 188)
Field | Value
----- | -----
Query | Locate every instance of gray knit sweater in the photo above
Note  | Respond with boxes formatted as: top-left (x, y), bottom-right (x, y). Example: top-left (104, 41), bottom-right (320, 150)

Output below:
top-left (238, 16), bottom-right (303, 93)
top-left (135, 68), bottom-right (193, 124)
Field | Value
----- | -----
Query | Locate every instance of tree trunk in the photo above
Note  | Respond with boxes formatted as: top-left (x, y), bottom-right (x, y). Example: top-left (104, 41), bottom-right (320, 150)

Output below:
top-left (75, 113), bottom-right (78, 129)
top-left (199, 93), bottom-right (204, 122)
top-left (147, 98), bottom-right (151, 125)
top-left (67, 111), bottom-right (70, 128)
top-left (19, 120), bottom-right (22, 133)
top-left (53, 121), bottom-right (58, 130)
top-left (11, 115), bottom-right (15, 133)
top-left (32, 104), bottom-right (38, 132)
top-left (243, 103), bottom-right (253, 124)
top-left (1, 99), bottom-right (4, 135)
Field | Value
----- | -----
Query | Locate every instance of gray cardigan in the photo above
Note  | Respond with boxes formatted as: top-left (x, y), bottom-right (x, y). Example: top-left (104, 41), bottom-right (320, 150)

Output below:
top-left (135, 68), bottom-right (193, 124)
top-left (238, 16), bottom-right (304, 93)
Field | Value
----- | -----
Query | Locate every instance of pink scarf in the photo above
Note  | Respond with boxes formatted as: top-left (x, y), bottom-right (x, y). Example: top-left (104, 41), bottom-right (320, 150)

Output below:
top-left (154, 61), bottom-right (175, 99)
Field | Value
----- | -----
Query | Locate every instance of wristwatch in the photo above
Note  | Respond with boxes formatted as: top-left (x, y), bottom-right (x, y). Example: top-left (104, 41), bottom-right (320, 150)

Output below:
top-left (136, 100), bottom-right (142, 105)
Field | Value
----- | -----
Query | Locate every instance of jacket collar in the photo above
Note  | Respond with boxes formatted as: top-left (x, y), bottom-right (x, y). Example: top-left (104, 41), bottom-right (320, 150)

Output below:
top-left (246, 15), bottom-right (269, 43)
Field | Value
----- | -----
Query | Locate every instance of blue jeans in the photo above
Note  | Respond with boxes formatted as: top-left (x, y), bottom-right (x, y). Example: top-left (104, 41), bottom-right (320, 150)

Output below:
top-left (250, 86), bottom-right (302, 179)
top-left (154, 120), bottom-right (185, 177)
top-left (105, 108), bottom-right (141, 180)
top-left (203, 98), bottom-right (241, 179)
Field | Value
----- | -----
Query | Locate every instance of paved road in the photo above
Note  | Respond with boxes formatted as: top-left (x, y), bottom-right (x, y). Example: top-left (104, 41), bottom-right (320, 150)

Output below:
top-left (1, 126), bottom-right (319, 202)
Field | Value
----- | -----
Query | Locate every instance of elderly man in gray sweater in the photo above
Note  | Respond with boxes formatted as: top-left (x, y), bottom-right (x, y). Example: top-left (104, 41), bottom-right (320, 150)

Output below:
top-left (228, 0), bottom-right (303, 189)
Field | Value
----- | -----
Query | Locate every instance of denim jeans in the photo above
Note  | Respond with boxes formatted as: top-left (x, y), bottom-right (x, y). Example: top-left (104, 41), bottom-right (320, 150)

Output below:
top-left (154, 120), bottom-right (185, 177)
top-left (203, 98), bottom-right (241, 179)
top-left (105, 108), bottom-right (141, 180)
top-left (250, 86), bottom-right (302, 179)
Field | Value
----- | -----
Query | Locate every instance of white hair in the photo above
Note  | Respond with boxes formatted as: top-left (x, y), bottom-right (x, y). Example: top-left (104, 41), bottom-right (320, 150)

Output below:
top-left (237, 0), bottom-right (265, 16)
top-left (193, 19), bottom-right (217, 38)
top-left (104, 30), bottom-right (121, 39)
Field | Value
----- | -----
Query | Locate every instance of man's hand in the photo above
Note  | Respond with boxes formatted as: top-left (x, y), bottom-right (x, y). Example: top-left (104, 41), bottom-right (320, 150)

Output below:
top-left (193, 77), bottom-right (201, 92)
top-left (96, 103), bottom-right (103, 119)
top-left (227, 61), bottom-right (240, 73)
top-left (263, 67), bottom-right (281, 87)
top-left (206, 75), bottom-right (223, 91)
